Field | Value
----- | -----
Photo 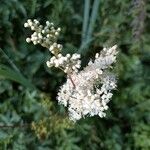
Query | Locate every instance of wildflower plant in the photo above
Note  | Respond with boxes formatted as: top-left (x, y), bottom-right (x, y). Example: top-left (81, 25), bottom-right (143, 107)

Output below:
top-left (24, 19), bottom-right (118, 122)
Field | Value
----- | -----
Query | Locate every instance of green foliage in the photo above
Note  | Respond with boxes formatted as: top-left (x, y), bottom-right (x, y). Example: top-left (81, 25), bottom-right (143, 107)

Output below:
top-left (0, 64), bottom-right (35, 89)
top-left (0, 0), bottom-right (150, 149)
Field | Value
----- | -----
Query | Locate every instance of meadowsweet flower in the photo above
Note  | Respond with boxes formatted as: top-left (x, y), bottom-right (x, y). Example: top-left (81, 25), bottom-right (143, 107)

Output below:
top-left (25, 19), bottom-right (118, 122)
top-left (57, 45), bottom-right (117, 121)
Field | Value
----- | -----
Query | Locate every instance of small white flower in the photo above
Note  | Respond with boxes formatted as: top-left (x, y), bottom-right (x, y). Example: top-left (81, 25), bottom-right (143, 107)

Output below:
top-left (57, 27), bottom-right (61, 32)
top-left (95, 53), bottom-right (99, 58)
top-left (49, 45), bottom-right (54, 51)
top-left (33, 41), bottom-right (37, 45)
top-left (31, 26), bottom-right (35, 30)
top-left (28, 21), bottom-right (33, 26)
top-left (24, 23), bottom-right (29, 28)
top-left (66, 54), bottom-right (71, 58)
top-left (46, 21), bottom-right (50, 26)
top-left (55, 32), bottom-right (59, 36)
top-left (26, 38), bottom-right (31, 43)
top-left (57, 44), bottom-right (62, 49)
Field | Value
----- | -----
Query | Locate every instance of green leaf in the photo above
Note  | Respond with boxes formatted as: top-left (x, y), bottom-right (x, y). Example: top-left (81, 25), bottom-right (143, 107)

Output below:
top-left (0, 65), bottom-right (35, 89)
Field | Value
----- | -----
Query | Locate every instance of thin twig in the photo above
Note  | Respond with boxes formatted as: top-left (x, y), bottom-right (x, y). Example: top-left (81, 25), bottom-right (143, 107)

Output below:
top-left (58, 66), bottom-right (76, 88)
top-left (68, 75), bottom-right (76, 88)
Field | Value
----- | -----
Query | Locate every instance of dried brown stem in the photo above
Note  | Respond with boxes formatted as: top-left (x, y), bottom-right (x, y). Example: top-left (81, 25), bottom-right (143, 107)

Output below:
top-left (68, 75), bottom-right (76, 88)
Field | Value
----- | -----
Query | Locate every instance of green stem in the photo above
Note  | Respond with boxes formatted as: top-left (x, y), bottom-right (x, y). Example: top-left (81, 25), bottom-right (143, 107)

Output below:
top-left (87, 0), bottom-right (100, 41)
top-left (79, 0), bottom-right (100, 55)
top-left (81, 0), bottom-right (90, 46)
top-left (31, 0), bottom-right (37, 16)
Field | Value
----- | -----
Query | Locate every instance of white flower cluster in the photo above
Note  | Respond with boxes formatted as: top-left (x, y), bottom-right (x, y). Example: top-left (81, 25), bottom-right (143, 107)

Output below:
top-left (24, 19), bottom-right (118, 122)
top-left (57, 45), bottom-right (117, 121)
top-left (24, 19), bottom-right (61, 54)
top-left (46, 53), bottom-right (81, 73)
top-left (24, 19), bottom-right (81, 73)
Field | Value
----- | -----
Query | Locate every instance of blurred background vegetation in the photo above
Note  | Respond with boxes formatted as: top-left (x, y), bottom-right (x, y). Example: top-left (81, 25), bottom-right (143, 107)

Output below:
top-left (0, 0), bottom-right (150, 149)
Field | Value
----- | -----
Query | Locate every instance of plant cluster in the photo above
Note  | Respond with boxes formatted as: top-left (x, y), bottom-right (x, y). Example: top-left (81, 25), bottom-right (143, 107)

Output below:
top-left (24, 19), bottom-right (118, 121)
top-left (0, 0), bottom-right (149, 149)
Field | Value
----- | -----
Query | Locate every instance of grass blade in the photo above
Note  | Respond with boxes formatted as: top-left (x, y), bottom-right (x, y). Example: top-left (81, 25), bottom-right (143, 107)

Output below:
top-left (81, 0), bottom-right (90, 46)
top-left (0, 64), bottom-right (35, 89)
top-left (79, 0), bottom-right (100, 55)
top-left (87, 0), bottom-right (100, 41)
top-left (0, 48), bottom-right (35, 89)
top-left (30, 0), bottom-right (37, 16)
top-left (0, 48), bottom-right (21, 74)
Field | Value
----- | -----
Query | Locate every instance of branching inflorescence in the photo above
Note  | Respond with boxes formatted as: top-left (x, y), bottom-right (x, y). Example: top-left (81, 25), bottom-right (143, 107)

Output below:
top-left (24, 19), bottom-right (118, 122)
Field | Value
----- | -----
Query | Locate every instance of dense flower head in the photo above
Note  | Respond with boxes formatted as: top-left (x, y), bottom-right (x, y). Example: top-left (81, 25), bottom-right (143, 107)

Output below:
top-left (57, 45), bottom-right (117, 121)
top-left (24, 19), bottom-right (118, 122)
